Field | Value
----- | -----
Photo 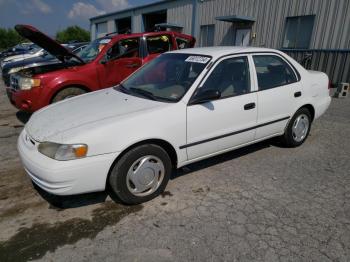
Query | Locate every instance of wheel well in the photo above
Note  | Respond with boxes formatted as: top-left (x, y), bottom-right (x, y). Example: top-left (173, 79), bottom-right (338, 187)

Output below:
top-left (299, 104), bottom-right (315, 121)
top-left (106, 139), bottom-right (178, 185)
top-left (50, 85), bottom-right (91, 103)
top-left (115, 139), bottom-right (177, 168)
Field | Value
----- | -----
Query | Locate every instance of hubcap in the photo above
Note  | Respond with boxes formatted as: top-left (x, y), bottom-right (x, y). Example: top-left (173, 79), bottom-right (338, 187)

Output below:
top-left (292, 114), bottom-right (309, 142)
top-left (126, 155), bottom-right (165, 197)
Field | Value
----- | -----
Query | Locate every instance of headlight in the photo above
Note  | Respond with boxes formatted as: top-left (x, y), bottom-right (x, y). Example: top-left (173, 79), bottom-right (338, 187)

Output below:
top-left (18, 77), bottom-right (41, 90)
top-left (38, 142), bottom-right (88, 161)
top-left (8, 67), bottom-right (23, 74)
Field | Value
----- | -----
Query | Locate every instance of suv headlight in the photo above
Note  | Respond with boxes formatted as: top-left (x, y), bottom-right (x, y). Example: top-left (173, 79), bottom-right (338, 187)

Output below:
top-left (38, 142), bottom-right (88, 161)
top-left (18, 77), bottom-right (41, 90)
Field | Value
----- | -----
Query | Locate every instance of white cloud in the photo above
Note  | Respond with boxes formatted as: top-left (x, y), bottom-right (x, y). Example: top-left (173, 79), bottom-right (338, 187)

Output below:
top-left (21, 0), bottom-right (52, 14)
top-left (32, 0), bottom-right (52, 14)
top-left (97, 0), bottom-right (129, 11)
top-left (68, 2), bottom-right (105, 20)
top-left (68, 0), bottom-right (129, 20)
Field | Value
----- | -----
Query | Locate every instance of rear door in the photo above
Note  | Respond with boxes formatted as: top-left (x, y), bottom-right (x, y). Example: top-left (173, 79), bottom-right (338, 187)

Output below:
top-left (252, 54), bottom-right (301, 139)
top-left (186, 55), bottom-right (258, 160)
top-left (142, 34), bottom-right (174, 64)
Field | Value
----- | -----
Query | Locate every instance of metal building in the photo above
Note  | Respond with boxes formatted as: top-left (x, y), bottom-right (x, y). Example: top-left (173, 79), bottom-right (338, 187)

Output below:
top-left (90, 0), bottom-right (350, 85)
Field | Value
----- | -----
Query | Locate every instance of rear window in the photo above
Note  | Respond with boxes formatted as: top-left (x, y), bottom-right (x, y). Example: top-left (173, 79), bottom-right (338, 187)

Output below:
top-left (253, 55), bottom-right (297, 90)
top-left (146, 35), bottom-right (172, 55)
top-left (176, 37), bottom-right (191, 49)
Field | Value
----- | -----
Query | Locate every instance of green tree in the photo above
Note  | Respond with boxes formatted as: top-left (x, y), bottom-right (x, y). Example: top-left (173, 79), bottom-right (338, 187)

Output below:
top-left (0, 28), bottom-right (25, 51)
top-left (56, 26), bottom-right (90, 43)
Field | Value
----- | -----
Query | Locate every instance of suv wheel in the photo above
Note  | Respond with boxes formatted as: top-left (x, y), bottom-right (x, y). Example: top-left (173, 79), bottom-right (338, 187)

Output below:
top-left (52, 87), bottom-right (87, 103)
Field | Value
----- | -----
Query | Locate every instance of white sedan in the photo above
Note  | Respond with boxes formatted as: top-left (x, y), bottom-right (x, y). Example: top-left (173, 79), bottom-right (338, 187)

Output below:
top-left (18, 47), bottom-right (331, 204)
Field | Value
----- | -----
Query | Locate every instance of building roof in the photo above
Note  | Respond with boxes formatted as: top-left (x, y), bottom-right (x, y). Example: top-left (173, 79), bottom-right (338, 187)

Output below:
top-left (90, 0), bottom-right (175, 21)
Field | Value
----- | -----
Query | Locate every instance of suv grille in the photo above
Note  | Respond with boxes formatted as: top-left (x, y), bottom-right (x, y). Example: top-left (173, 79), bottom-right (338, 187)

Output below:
top-left (10, 74), bottom-right (20, 91)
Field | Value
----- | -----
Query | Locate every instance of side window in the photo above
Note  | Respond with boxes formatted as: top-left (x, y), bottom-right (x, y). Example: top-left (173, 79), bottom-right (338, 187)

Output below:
top-left (199, 56), bottom-right (250, 98)
top-left (176, 38), bottom-right (191, 49)
top-left (107, 38), bottom-right (139, 60)
top-left (253, 55), bottom-right (297, 90)
top-left (146, 35), bottom-right (172, 55)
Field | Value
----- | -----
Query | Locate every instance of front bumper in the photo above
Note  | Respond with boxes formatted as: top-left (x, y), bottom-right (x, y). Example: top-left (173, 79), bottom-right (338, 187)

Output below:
top-left (6, 87), bottom-right (45, 112)
top-left (17, 129), bottom-right (120, 195)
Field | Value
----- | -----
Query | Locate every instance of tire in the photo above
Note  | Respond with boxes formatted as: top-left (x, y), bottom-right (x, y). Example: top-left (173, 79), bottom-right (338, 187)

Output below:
top-left (109, 144), bottom-right (172, 205)
top-left (281, 108), bottom-right (312, 147)
top-left (51, 87), bottom-right (87, 103)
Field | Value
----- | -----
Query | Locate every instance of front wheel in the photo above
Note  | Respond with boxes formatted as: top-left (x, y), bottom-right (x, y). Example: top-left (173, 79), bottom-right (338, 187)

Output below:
top-left (109, 144), bottom-right (172, 204)
top-left (51, 87), bottom-right (87, 103)
top-left (281, 108), bottom-right (312, 147)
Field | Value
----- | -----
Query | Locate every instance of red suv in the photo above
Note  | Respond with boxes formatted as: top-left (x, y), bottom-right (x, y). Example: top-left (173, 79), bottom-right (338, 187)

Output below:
top-left (6, 25), bottom-right (195, 112)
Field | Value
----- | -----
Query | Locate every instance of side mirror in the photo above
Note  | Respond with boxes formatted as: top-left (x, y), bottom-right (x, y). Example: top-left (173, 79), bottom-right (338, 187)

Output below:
top-left (100, 55), bottom-right (108, 64)
top-left (190, 89), bottom-right (221, 105)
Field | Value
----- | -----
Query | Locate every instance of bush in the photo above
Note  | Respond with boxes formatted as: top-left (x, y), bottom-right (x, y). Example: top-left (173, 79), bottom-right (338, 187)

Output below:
top-left (56, 26), bottom-right (90, 43)
top-left (0, 28), bottom-right (25, 51)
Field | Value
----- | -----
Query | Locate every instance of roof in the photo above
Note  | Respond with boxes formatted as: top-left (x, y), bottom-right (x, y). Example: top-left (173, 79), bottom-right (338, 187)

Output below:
top-left (90, 0), bottom-right (174, 21)
top-left (168, 46), bottom-right (280, 59)
top-left (216, 15), bottom-right (256, 23)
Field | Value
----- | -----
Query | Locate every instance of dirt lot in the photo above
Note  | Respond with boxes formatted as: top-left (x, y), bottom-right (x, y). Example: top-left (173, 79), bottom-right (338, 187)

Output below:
top-left (0, 81), bottom-right (349, 262)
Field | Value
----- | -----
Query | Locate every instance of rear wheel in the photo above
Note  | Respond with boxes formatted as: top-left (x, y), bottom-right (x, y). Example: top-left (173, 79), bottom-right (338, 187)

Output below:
top-left (109, 144), bottom-right (172, 205)
top-left (51, 87), bottom-right (87, 103)
top-left (281, 108), bottom-right (312, 147)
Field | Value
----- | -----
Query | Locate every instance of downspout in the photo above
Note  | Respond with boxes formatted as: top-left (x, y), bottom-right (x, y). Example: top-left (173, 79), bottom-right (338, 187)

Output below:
top-left (191, 0), bottom-right (199, 45)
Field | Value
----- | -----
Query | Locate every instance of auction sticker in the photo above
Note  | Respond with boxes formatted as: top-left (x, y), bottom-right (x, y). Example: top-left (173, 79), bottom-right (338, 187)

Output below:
top-left (185, 56), bottom-right (210, 64)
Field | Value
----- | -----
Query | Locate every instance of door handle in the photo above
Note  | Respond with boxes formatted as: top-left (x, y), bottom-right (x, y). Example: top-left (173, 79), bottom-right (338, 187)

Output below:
top-left (244, 102), bottom-right (256, 110)
top-left (294, 91), bottom-right (302, 97)
top-left (126, 63), bottom-right (140, 68)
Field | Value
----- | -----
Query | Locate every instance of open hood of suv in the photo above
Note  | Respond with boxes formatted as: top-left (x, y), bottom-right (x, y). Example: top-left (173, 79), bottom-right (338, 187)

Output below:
top-left (15, 24), bottom-right (85, 64)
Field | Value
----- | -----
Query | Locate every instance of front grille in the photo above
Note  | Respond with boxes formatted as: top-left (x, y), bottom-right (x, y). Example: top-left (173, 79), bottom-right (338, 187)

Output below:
top-left (3, 74), bottom-right (10, 87)
top-left (10, 74), bottom-right (20, 91)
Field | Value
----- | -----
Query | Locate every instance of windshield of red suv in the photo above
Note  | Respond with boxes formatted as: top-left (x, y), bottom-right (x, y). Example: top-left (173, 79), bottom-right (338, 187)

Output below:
top-left (77, 38), bottom-right (111, 63)
top-left (117, 53), bottom-right (211, 102)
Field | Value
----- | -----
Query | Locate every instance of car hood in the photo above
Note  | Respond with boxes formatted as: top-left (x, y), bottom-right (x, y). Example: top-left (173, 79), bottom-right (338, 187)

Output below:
top-left (25, 88), bottom-right (164, 142)
top-left (3, 52), bottom-right (39, 63)
top-left (2, 56), bottom-right (59, 73)
top-left (15, 25), bottom-right (84, 64)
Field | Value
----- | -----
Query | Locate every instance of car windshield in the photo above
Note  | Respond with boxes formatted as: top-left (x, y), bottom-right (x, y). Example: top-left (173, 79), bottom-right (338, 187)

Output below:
top-left (116, 53), bottom-right (211, 102)
top-left (76, 38), bottom-right (111, 63)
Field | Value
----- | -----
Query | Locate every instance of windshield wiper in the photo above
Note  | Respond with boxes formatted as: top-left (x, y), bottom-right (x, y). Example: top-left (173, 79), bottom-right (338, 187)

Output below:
top-left (129, 87), bottom-right (158, 101)
top-left (115, 83), bottom-right (131, 94)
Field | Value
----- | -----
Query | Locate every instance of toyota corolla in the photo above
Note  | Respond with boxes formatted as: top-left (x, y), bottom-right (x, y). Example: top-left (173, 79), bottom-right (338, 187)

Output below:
top-left (17, 47), bottom-right (331, 204)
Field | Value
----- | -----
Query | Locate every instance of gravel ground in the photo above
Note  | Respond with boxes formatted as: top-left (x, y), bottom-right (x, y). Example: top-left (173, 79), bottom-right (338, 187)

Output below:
top-left (0, 81), bottom-right (349, 262)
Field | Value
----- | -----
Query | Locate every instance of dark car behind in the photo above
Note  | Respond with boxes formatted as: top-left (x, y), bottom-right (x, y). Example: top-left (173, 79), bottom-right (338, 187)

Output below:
top-left (0, 43), bottom-right (35, 60)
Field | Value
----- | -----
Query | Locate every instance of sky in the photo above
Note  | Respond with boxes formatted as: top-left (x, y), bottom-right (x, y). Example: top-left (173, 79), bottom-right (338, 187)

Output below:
top-left (0, 0), bottom-right (159, 36)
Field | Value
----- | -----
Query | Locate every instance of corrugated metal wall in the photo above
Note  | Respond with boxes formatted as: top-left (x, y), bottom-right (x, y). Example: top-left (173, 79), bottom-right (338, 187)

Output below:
top-left (90, 0), bottom-right (350, 83)
top-left (167, 0), bottom-right (193, 35)
top-left (195, 0), bottom-right (350, 49)
top-left (164, 0), bottom-right (350, 83)
top-left (283, 50), bottom-right (350, 84)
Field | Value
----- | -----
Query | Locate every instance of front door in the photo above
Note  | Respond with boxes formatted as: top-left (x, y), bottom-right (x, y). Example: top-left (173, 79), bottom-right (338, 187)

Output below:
top-left (99, 37), bottom-right (142, 88)
top-left (186, 56), bottom-right (258, 160)
top-left (235, 29), bottom-right (251, 46)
